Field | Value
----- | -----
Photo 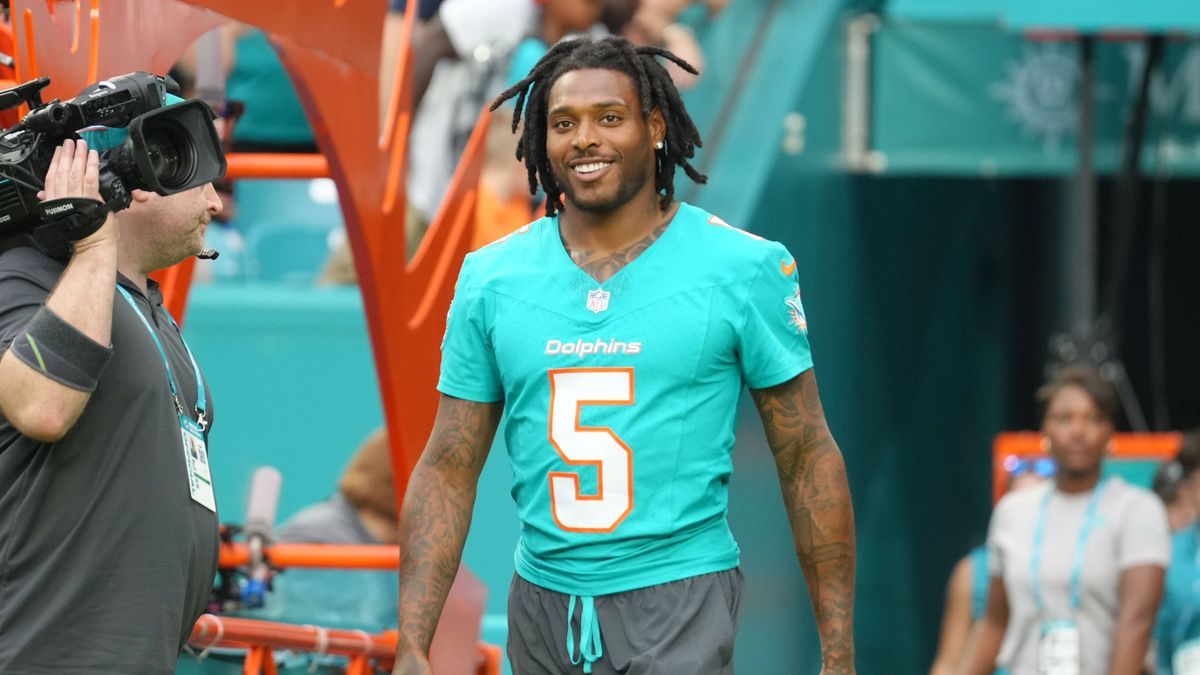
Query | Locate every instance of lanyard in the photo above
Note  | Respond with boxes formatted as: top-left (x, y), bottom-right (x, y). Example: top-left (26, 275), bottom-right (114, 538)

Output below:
top-left (1030, 480), bottom-right (1108, 614)
top-left (116, 285), bottom-right (207, 430)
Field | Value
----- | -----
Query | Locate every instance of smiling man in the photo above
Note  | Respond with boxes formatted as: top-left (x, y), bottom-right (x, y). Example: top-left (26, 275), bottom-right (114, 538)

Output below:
top-left (392, 36), bottom-right (857, 675)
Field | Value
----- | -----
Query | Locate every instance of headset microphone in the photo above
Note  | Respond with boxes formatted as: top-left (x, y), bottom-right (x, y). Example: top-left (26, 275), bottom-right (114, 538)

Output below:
top-left (196, 249), bottom-right (220, 260)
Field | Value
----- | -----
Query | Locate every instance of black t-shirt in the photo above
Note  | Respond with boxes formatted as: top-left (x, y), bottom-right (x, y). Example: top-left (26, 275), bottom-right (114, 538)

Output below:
top-left (0, 247), bottom-right (219, 673)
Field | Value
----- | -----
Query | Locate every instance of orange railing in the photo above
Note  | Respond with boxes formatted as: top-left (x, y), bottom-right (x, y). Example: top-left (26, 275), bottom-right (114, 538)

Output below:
top-left (991, 431), bottom-right (1183, 503)
top-left (218, 542), bottom-right (399, 570)
top-left (205, 540), bottom-right (499, 674)
top-left (189, 615), bottom-right (501, 675)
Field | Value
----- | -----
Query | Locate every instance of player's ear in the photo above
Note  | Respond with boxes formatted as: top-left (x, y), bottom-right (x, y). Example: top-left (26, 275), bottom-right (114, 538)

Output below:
top-left (647, 108), bottom-right (665, 150)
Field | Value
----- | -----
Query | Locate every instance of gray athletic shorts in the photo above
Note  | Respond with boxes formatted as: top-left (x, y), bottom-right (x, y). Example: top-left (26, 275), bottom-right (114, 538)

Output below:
top-left (507, 568), bottom-right (744, 675)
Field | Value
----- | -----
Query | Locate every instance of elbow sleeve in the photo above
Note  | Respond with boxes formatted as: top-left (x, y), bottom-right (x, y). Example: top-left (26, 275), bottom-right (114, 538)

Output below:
top-left (9, 306), bottom-right (113, 392)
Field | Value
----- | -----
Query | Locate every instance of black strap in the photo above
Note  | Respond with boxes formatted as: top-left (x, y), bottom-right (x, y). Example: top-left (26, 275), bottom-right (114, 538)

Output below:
top-left (37, 197), bottom-right (111, 242)
top-left (5, 197), bottom-right (117, 259)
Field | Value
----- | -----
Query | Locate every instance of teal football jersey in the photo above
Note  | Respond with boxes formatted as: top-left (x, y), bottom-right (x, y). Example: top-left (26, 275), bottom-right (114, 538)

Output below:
top-left (438, 202), bottom-right (813, 596)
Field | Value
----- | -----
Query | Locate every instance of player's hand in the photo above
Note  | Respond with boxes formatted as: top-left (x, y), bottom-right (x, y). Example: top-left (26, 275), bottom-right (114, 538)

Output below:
top-left (390, 649), bottom-right (433, 675)
top-left (38, 139), bottom-right (118, 254)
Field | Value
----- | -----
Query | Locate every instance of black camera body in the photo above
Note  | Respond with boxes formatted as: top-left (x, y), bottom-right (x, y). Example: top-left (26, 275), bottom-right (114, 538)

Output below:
top-left (0, 72), bottom-right (227, 257)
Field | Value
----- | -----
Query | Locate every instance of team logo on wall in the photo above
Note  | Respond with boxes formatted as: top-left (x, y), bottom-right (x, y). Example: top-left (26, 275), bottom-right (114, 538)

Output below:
top-left (989, 44), bottom-right (1109, 154)
top-left (587, 289), bottom-right (611, 314)
top-left (785, 286), bottom-right (807, 334)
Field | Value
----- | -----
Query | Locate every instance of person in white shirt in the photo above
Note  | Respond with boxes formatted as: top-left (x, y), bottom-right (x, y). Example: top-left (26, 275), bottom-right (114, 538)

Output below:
top-left (960, 367), bottom-right (1170, 675)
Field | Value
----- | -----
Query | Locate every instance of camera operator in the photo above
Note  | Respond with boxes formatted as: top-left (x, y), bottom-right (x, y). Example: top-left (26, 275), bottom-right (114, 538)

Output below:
top-left (0, 137), bottom-right (222, 671)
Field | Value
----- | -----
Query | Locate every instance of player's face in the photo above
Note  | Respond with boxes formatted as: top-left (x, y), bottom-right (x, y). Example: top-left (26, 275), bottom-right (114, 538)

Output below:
top-left (1041, 385), bottom-right (1112, 478)
top-left (545, 68), bottom-right (664, 215)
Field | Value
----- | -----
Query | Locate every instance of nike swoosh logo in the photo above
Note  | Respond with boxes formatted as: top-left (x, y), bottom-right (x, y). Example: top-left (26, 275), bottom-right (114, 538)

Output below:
top-left (781, 259), bottom-right (796, 276)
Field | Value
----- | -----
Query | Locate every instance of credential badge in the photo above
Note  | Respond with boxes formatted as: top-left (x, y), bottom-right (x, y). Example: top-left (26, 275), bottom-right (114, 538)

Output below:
top-left (586, 288), bottom-right (611, 314)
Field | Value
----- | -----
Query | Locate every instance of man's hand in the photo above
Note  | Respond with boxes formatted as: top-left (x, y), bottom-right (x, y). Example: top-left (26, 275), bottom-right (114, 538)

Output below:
top-left (38, 138), bottom-right (118, 254)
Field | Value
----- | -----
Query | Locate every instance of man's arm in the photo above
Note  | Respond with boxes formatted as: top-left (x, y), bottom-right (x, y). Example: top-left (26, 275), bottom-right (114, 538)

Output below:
top-left (393, 394), bottom-right (502, 675)
top-left (750, 369), bottom-right (855, 674)
top-left (957, 576), bottom-right (1008, 675)
top-left (0, 140), bottom-right (118, 441)
top-left (1108, 565), bottom-right (1165, 675)
top-left (408, 15), bottom-right (457, 111)
top-left (929, 556), bottom-right (975, 675)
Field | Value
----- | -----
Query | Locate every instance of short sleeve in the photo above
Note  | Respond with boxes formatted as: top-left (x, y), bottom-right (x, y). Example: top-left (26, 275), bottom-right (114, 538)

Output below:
top-left (438, 0), bottom-right (536, 59)
top-left (1116, 491), bottom-right (1171, 570)
top-left (437, 265), bottom-right (502, 403)
top-left (0, 269), bottom-right (52, 350)
top-left (738, 243), bottom-right (814, 389)
top-left (986, 501), bottom-right (1008, 578)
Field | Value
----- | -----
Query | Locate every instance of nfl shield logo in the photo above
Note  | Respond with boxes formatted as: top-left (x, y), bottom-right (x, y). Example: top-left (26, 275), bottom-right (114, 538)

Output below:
top-left (586, 288), bottom-right (611, 314)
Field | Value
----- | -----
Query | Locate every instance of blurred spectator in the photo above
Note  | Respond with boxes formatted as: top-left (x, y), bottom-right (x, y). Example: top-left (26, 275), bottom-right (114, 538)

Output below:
top-left (178, 24), bottom-right (316, 153)
top-left (619, 0), bottom-right (710, 89)
top-left (379, 0), bottom-right (446, 122)
top-left (511, 0), bottom-right (713, 91)
top-left (472, 112), bottom-right (536, 250)
top-left (1154, 519), bottom-right (1200, 672)
top-left (1153, 430), bottom-right (1200, 532)
top-left (959, 367), bottom-right (1170, 675)
top-left (930, 458), bottom-right (1053, 675)
top-left (405, 0), bottom-right (537, 240)
top-left (405, 0), bottom-right (603, 256)
top-left (176, 23), bottom-right (319, 280)
top-left (1154, 431), bottom-right (1200, 675)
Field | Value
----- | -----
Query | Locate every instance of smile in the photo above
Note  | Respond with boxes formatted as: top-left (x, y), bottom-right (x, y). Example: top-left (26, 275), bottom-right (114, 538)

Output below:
top-left (572, 161), bottom-right (613, 175)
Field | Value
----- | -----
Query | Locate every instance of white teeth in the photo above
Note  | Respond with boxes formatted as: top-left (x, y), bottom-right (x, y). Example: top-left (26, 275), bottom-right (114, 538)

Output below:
top-left (574, 162), bottom-right (611, 174)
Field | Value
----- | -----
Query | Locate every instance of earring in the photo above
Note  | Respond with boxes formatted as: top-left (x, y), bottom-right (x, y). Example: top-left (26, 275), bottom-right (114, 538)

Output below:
top-left (655, 141), bottom-right (664, 150)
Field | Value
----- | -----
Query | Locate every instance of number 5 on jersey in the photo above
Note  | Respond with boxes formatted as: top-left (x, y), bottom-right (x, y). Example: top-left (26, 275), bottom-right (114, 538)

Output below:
top-left (548, 368), bottom-right (635, 533)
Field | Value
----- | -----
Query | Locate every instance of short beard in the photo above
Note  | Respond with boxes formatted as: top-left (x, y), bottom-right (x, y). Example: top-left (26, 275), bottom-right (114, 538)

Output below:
top-left (145, 228), bottom-right (204, 273)
top-left (557, 154), bottom-right (652, 215)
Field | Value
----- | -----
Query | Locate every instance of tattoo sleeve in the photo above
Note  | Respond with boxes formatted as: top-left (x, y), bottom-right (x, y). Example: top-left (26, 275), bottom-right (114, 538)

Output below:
top-left (751, 369), bottom-right (856, 673)
top-left (396, 394), bottom-right (503, 655)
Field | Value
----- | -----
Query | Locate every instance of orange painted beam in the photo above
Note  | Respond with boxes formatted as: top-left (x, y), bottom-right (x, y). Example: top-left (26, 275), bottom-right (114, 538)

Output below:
top-left (225, 153), bottom-right (329, 179)
top-left (218, 542), bottom-right (400, 570)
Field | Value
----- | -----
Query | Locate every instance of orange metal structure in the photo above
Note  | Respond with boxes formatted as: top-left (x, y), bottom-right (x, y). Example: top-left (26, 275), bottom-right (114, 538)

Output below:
top-left (190, 615), bottom-right (502, 675)
top-left (991, 431), bottom-right (1183, 503)
top-left (218, 542), bottom-right (400, 570)
top-left (225, 153), bottom-right (329, 179)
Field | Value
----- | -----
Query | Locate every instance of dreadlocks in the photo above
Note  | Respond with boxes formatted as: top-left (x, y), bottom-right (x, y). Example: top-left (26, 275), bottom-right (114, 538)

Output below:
top-left (490, 35), bottom-right (707, 217)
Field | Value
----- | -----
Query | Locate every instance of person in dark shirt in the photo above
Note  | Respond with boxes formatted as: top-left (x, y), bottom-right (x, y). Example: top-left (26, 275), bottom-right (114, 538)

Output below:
top-left (0, 135), bottom-right (223, 673)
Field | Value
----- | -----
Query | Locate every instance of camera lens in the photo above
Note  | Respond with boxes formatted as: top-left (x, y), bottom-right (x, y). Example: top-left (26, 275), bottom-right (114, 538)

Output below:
top-left (141, 119), bottom-right (196, 189)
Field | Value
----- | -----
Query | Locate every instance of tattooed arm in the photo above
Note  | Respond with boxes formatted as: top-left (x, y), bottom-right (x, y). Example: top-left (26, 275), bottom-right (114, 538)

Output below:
top-left (392, 394), bottom-right (503, 675)
top-left (751, 369), bottom-right (856, 675)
